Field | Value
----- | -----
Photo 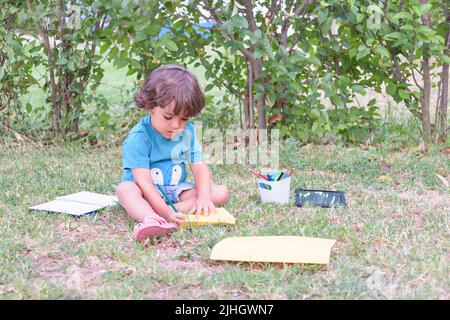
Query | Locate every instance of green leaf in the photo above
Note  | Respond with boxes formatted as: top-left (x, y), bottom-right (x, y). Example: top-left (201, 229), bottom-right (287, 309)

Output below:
top-left (368, 98), bottom-right (377, 106)
top-left (309, 56), bottom-right (322, 67)
top-left (358, 44), bottom-right (367, 51)
top-left (68, 61), bottom-right (75, 71)
top-left (386, 82), bottom-right (397, 96)
top-left (101, 29), bottom-right (113, 37)
top-left (383, 32), bottom-right (403, 41)
top-left (204, 83), bottom-right (214, 92)
top-left (311, 121), bottom-right (320, 133)
top-left (254, 92), bottom-right (264, 101)
top-left (321, 110), bottom-right (329, 123)
top-left (99, 113), bottom-right (111, 124)
top-left (398, 89), bottom-right (410, 100)
top-left (352, 85), bottom-right (366, 95)
top-left (253, 49), bottom-right (264, 59)
top-left (321, 17), bottom-right (333, 33)
top-left (8, 6), bottom-right (19, 14)
top-left (310, 109), bottom-right (321, 119)
top-left (338, 75), bottom-right (351, 86)
top-left (400, 24), bottom-right (415, 31)
top-left (393, 12), bottom-right (413, 20)
top-left (317, 9), bottom-right (328, 24)
top-left (367, 5), bottom-right (383, 15)
top-left (439, 54), bottom-right (450, 64)
top-left (412, 4), bottom-right (432, 16)
top-left (160, 37), bottom-right (178, 52)
top-left (375, 46), bottom-right (390, 59)
top-left (428, 35), bottom-right (445, 44)
top-left (126, 67), bottom-right (137, 76)
top-left (56, 57), bottom-right (68, 65)
top-left (26, 103), bottom-right (32, 113)
top-left (231, 16), bottom-right (248, 29)
top-left (356, 47), bottom-right (370, 60)
top-left (145, 24), bottom-right (161, 36)
top-left (135, 31), bottom-right (148, 42)
top-left (153, 46), bottom-right (164, 58)
top-left (100, 42), bottom-right (110, 55)
top-left (114, 58), bottom-right (128, 69)
top-left (417, 25), bottom-right (436, 36)
top-left (330, 95), bottom-right (344, 108)
top-left (349, 46), bottom-right (358, 59)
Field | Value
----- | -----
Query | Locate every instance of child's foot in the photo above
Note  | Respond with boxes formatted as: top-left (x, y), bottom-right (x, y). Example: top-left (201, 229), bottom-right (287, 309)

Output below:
top-left (133, 218), bottom-right (177, 242)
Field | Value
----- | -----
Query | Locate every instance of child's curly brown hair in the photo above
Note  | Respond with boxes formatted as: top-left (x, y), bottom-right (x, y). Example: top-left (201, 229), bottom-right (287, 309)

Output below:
top-left (134, 64), bottom-right (205, 118)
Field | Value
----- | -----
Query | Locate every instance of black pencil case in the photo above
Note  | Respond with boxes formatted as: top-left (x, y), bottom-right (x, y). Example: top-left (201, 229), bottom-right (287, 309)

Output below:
top-left (295, 189), bottom-right (347, 208)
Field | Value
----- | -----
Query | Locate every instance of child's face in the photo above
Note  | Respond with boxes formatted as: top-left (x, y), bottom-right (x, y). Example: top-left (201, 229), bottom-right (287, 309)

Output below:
top-left (149, 100), bottom-right (189, 139)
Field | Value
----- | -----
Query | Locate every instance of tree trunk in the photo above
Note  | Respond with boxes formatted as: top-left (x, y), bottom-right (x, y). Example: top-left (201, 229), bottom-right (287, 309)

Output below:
top-left (243, 0), bottom-right (266, 129)
top-left (435, 1), bottom-right (449, 143)
top-left (420, 0), bottom-right (433, 143)
top-left (421, 55), bottom-right (432, 143)
top-left (27, 1), bottom-right (61, 133)
top-left (247, 62), bottom-right (255, 129)
top-left (243, 83), bottom-right (250, 129)
top-left (69, 101), bottom-right (81, 134)
top-left (253, 58), bottom-right (266, 129)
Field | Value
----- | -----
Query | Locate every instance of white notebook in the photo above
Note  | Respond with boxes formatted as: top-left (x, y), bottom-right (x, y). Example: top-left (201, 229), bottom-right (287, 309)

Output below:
top-left (29, 191), bottom-right (118, 216)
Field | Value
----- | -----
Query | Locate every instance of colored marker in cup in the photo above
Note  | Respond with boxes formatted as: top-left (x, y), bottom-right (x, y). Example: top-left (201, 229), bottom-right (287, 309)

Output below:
top-left (276, 171), bottom-right (284, 181)
top-left (247, 167), bottom-right (270, 181)
top-left (287, 167), bottom-right (297, 177)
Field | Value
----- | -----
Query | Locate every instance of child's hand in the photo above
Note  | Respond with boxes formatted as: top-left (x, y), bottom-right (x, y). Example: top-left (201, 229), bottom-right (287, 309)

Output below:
top-left (190, 196), bottom-right (216, 216)
top-left (167, 212), bottom-right (186, 224)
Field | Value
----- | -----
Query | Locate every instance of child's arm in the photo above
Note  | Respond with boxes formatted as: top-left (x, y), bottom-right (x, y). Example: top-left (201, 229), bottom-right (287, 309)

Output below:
top-left (132, 168), bottom-right (185, 223)
top-left (189, 161), bottom-right (216, 215)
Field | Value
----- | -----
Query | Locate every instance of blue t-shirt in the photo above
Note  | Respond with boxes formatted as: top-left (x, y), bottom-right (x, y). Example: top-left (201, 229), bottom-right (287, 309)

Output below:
top-left (122, 115), bottom-right (203, 185)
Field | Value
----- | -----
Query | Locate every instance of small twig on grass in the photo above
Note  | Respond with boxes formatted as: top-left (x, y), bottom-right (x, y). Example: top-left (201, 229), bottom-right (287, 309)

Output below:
top-left (97, 214), bottom-right (115, 232)
top-left (0, 123), bottom-right (34, 143)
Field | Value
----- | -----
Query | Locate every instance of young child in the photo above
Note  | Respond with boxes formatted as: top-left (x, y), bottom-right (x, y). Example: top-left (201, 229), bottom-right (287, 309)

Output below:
top-left (116, 64), bottom-right (230, 242)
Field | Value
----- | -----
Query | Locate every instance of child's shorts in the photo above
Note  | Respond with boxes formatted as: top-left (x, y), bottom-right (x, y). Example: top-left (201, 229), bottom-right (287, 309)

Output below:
top-left (157, 182), bottom-right (195, 203)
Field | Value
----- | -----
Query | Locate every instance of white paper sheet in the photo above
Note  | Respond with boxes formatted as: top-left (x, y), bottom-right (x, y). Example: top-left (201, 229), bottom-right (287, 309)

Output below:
top-left (30, 191), bottom-right (118, 216)
top-left (57, 191), bottom-right (118, 207)
top-left (29, 199), bottom-right (103, 216)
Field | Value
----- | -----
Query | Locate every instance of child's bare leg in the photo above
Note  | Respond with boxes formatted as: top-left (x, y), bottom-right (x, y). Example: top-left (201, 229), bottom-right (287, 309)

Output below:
top-left (177, 184), bottom-right (230, 211)
top-left (174, 196), bottom-right (196, 213)
top-left (116, 181), bottom-right (166, 223)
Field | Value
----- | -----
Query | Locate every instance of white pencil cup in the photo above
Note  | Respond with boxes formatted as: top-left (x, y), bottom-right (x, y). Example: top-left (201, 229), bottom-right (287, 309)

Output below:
top-left (257, 170), bottom-right (292, 204)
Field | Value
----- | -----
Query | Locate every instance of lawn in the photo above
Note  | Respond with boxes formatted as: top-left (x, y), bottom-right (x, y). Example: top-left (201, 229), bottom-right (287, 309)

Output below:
top-left (0, 141), bottom-right (448, 299)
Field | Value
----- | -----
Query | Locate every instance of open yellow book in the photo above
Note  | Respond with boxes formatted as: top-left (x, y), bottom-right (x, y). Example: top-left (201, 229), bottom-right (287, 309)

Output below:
top-left (180, 207), bottom-right (236, 227)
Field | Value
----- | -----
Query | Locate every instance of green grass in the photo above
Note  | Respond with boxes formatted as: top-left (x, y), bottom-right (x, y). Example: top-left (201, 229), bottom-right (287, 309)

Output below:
top-left (0, 141), bottom-right (448, 299)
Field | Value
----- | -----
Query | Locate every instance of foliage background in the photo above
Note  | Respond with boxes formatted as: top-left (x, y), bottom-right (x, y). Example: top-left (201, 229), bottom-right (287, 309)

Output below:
top-left (0, 0), bottom-right (449, 300)
top-left (0, 0), bottom-right (448, 146)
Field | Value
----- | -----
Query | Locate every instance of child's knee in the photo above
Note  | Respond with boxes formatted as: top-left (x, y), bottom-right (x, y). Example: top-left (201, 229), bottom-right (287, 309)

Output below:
top-left (214, 184), bottom-right (230, 205)
top-left (116, 181), bottom-right (142, 199)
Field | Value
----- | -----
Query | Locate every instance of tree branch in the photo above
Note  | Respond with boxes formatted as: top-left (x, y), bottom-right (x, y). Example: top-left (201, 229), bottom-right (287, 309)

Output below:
top-left (243, 0), bottom-right (258, 32)
top-left (280, 0), bottom-right (310, 47)
top-left (412, 68), bottom-right (424, 91)
top-left (265, 0), bottom-right (278, 26)
top-left (80, 14), bottom-right (106, 92)
top-left (0, 94), bottom-right (11, 112)
top-left (27, 0), bottom-right (60, 132)
top-left (201, 0), bottom-right (252, 59)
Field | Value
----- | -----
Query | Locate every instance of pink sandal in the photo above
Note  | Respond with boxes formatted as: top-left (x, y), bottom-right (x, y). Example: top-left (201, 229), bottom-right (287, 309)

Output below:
top-left (134, 218), bottom-right (177, 242)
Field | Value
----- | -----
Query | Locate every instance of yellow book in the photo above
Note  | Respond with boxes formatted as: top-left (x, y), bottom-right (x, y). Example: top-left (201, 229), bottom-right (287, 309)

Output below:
top-left (210, 236), bottom-right (336, 264)
top-left (180, 207), bottom-right (236, 227)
